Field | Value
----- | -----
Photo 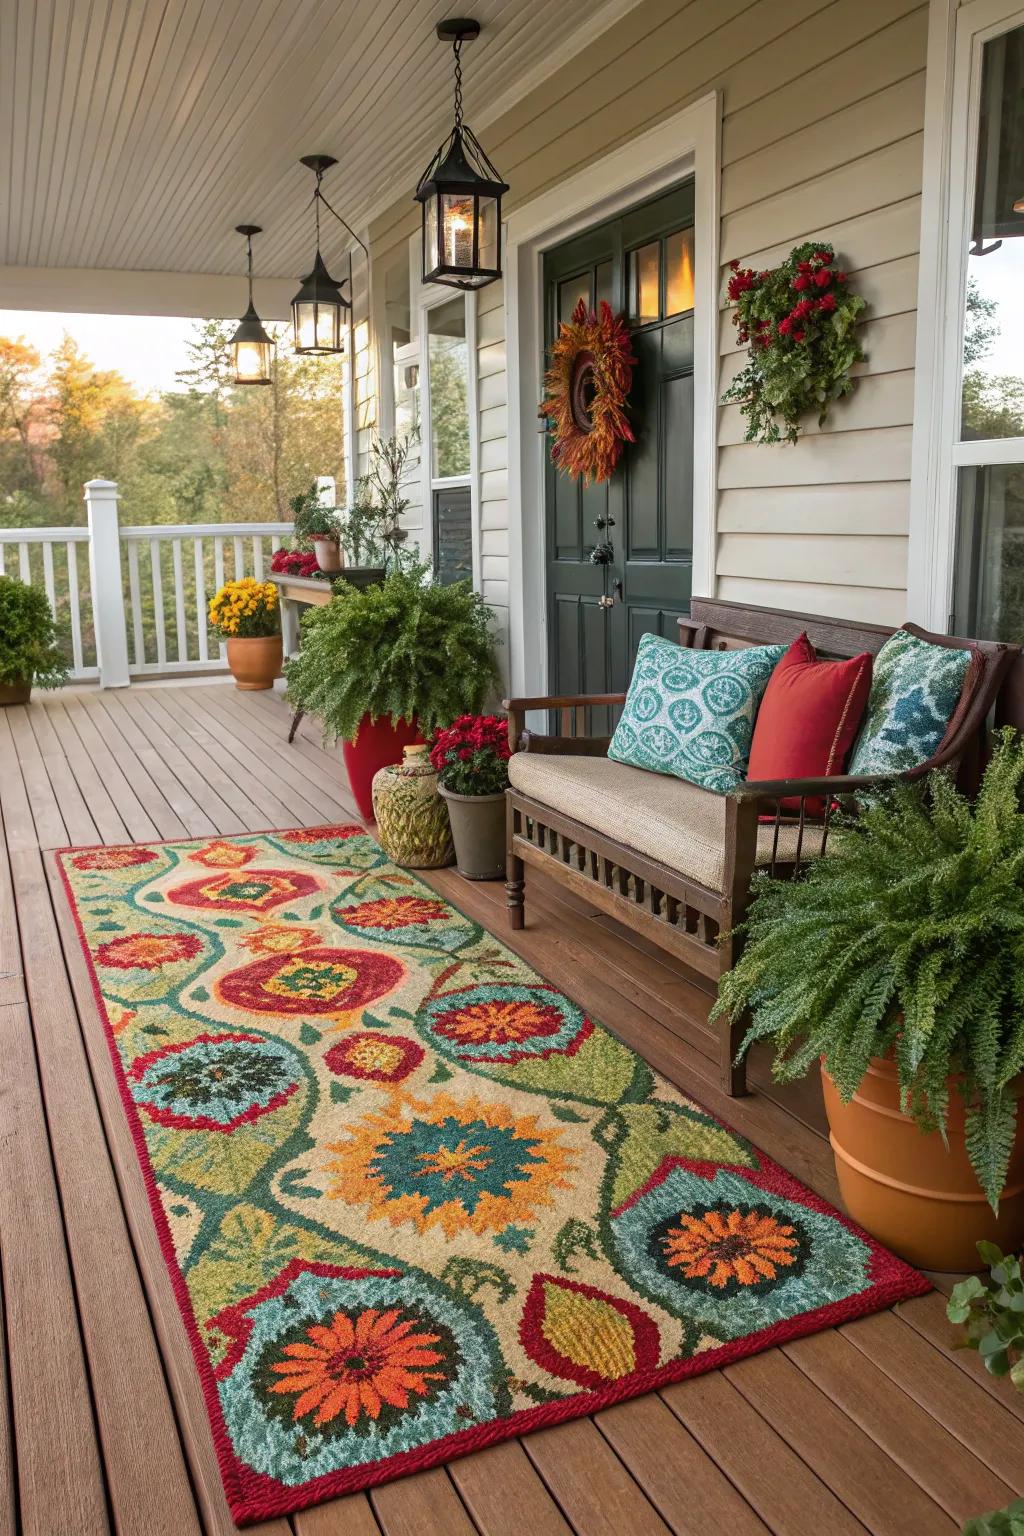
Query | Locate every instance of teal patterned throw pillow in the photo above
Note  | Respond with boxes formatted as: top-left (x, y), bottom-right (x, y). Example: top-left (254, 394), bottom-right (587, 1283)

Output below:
top-left (846, 629), bottom-right (972, 778)
top-left (608, 632), bottom-right (787, 793)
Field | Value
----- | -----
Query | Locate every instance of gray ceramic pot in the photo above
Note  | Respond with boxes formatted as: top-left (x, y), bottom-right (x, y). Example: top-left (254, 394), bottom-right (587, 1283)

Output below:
top-left (438, 786), bottom-right (506, 880)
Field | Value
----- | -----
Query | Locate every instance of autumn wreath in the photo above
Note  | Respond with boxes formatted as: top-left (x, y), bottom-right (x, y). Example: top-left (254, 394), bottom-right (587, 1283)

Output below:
top-left (721, 241), bottom-right (866, 445)
top-left (539, 298), bottom-right (636, 485)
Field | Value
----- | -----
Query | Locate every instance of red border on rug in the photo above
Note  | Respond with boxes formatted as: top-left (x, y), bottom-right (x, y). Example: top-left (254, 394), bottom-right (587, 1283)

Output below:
top-left (54, 828), bottom-right (931, 1528)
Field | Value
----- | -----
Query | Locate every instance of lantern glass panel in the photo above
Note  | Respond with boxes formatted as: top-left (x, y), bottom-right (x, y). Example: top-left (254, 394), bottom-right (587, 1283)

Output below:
top-left (425, 196), bottom-right (440, 276)
top-left (477, 195), bottom-right (498, 271)
top-left (441, 193), bottom-right (475, 271)
top-left (234, 338), bottom-right (272, 384)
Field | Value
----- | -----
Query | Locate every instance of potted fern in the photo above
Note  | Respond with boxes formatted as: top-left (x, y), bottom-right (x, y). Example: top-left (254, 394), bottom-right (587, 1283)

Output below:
top-left (0, 575), bottom-right (69, 702)
top-left (714, 729), bottom-right (1024, 1272)
top-left (284, 564), bottom-right (499, 820)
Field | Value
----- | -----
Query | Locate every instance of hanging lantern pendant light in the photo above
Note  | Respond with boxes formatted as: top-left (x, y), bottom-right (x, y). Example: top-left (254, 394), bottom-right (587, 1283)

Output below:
top-left (415, 18), bottom-right (509, 290)
top-left (291, 155), bottom-right (351, 355)
top-left (231, 225), bottom-right (274, 385)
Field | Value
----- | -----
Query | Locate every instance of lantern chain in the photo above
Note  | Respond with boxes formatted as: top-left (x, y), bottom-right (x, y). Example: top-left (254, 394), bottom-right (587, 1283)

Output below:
top-left (452, 37), bottom-right (464, 134)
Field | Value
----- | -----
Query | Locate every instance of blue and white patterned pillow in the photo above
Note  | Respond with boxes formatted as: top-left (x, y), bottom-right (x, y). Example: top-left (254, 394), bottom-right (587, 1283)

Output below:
top-left (608, 632), bottom-right (787, 793)
top-left (846, 629), bottom-right (972, 778)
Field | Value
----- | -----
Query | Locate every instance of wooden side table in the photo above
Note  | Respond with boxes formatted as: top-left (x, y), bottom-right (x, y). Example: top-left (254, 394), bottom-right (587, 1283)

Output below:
top-left (269, 574), bottom-right (334, 742)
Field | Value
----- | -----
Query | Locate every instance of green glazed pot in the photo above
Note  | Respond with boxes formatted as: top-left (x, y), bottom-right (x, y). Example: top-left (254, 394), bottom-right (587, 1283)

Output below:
top-left (371, 745), bottom-right (454, 869)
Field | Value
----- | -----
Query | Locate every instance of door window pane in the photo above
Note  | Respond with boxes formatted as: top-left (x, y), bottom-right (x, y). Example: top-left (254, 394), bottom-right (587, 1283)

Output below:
top-left (629, 242), bottom-right (660, 323)
top-left (954, 463), bottom-right (1024, 642)
top-left (558, 273), bottom-right (592, 324)
top-left (665, 228), bottom-right (695, 315)
top-left (962, 23), bottom-right (1024, 440)
top-left (427, 298), bottom-right (470, 478)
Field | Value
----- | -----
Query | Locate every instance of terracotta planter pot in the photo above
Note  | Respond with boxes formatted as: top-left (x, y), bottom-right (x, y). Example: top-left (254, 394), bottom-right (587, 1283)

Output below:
top-left (342, 715), bottom-right (422, 822)
top-left (312, 536), bottom-right (343, 573)
top-left (438, 786), bottom-right (506, 880)
top-left (225, 634), bottom-right (282, 691)
top-left (0, 678), bottom-right (31, 705)
top-left (822, 1058), bottom-right (1024, 1271)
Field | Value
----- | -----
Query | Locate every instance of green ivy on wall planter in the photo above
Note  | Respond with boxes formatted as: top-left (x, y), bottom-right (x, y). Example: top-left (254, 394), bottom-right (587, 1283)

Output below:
top-left (721, 241), bottom-right (866, 445)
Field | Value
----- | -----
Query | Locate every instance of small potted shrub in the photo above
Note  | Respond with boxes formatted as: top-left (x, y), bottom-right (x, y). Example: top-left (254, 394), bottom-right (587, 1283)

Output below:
top-left (0, 574), bottom-right (69, 702)
top-left (948, 1245), bottom-right (1024, 1534)
top-left (714, 730), bottom-right (1024, 1272)
top-left (430, 714), bottom-right (511, 880)
top-left (209, 577), bottom-right (282, 690)
top-left (284, 564), bottom-right (499, 820)
top-left (291, 483), bottom-right (344, 573)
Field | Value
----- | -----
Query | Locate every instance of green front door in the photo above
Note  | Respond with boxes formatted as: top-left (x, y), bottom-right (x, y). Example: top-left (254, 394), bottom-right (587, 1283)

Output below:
top-left (543, 183), bottom-right (696, 707)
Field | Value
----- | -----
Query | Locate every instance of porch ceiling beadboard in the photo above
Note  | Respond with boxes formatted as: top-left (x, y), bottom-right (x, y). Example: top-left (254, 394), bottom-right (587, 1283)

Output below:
top-left (0, 0), bottom-right (642, 291)
top-left (369, 0), bottom-right (928, 636)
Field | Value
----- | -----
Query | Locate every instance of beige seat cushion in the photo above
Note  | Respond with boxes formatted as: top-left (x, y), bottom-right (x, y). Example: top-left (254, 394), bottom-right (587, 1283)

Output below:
top-left (508, 752), bottom-right (825, 893)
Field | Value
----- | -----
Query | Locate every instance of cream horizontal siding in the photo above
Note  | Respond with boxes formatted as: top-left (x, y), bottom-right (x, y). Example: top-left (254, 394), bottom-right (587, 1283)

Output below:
top-left (367, 0), bottom-right (928, 652)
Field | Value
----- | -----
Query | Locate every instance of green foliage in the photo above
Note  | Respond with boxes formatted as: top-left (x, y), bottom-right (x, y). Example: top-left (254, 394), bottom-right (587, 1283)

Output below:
top-left (284, 565), bottom-right (499, 742)
top-left (948, 1243), bottom-right (1024, 1392)
top-left (0, 575), bottom-right (70, 687)
top-left (713, 730), bottom-right (1024, 1211)
top-left (721, 242), bottom-right (866, 445)
top-left (290, 483), bottom-right (341, 542)
top-left (962, 1499), bottom-right (1024, 1536)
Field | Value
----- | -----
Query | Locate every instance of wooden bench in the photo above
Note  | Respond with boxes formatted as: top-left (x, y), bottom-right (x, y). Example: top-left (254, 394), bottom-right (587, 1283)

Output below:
top-left (504, 598), bottom-right (1018, 1096)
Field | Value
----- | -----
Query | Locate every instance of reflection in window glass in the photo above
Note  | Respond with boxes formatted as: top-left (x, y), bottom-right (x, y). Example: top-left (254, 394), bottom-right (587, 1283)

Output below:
top-left (962, 23), bottom-right (1024, 440)
top-left (558, 274), bottom-right (591, 324)
top-left (427, 298), bottom-right (470, 478)
top-left (433, 485), bottom-right (473, 585)
top-left (596, 260), bottom-right (614, 310)
top-left (629, 242), bottom-right (660, 323)
top-left (665, 228), bottom-right (695, 315)
top-left (954, 463), bottom-right (1024, 643)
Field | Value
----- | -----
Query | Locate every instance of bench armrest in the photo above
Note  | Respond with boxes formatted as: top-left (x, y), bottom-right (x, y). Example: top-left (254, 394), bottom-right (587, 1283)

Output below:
top-left (504, 693), bottom-right (626, 755)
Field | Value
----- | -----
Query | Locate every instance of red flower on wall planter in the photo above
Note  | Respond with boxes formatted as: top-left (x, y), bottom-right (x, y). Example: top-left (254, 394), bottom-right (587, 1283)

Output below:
top-left (721, 241), bottom-right (866, 445)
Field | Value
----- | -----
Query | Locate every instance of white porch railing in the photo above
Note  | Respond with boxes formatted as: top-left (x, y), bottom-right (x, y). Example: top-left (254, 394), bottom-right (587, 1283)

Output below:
top-left (0, 479), bottom-right (294, 687)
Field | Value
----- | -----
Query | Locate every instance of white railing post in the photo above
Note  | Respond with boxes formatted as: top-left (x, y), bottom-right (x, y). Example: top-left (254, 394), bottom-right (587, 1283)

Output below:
top-left (84, 479), bottom-right (130, 688)
top-left (316, 475), bottom-right (336, 507)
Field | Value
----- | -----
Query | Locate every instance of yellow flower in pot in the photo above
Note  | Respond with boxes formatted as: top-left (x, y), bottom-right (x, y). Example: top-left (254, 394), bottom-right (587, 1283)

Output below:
top-left (713, 729), bottom-right (1024, 1272)
top-left (209, 578), bottom-right (281, 690)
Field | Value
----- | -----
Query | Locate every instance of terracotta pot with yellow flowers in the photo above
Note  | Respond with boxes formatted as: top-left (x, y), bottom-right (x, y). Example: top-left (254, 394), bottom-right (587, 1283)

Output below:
top-left (209, 578), bottom-right (282, 690)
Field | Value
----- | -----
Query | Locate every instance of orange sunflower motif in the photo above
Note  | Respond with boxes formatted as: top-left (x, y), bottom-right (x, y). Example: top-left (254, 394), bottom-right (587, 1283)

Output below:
top-left (324, 1091), bottom-right (576, 1239)
top-left (238, 923), bottom-right (320, 956)
top-left (663, 1207), bottom-right (800, 1290)
top-left (189, 840), bottom-right (256, 869)
top-left (267, 1306), bottom-right (445, 1428)
top-left (96, 931), bottom-right (203, 971)
top-left (336, 896), bottom-right (450, 931)
top-left (434, 998), bottom-right (562, 1048)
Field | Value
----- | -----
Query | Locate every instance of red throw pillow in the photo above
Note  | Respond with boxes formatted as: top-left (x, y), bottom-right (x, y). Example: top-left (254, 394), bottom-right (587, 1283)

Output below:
top-left (746, 633), bottom-right (872, 814)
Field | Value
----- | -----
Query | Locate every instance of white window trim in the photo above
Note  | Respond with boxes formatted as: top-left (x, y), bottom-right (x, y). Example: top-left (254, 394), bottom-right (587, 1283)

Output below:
top-left (503, 90), bottom-right (721, 697)
top-left (397, 259), bottom-right (480, 589)
top-left (909, 0), bottom-right (1024, 629)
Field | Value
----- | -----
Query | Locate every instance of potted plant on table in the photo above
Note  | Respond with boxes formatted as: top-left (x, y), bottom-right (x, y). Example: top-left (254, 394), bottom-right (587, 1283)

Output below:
top-left (430, 714), bottom-right (511, 880)
top-left (209, 577), bottom-right (282, 690)
top-left (713, 729), bottom-right (1024, 1272)
top-left (0, 574), bottom-right (69, 703)
top-left (283, 563), bottom-right (499, 820)
top-left (291, 483), bottom-right (344, 573)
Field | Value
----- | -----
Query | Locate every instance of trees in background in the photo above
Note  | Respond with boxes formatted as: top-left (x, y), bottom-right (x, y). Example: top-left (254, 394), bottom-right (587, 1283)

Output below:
top-left (0, 319), bottom-right (345, 527)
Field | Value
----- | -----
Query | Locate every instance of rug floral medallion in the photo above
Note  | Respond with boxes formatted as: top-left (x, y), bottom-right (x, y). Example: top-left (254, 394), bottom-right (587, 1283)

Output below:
top-left (58, 825), bottom-right (929, 1525)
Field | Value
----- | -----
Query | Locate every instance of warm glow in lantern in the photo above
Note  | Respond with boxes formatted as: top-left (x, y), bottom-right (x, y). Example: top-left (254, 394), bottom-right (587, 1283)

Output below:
top-left (230, 226), bottom-right (274, 386)
top-left (414, 20), bottom-right (508, 291)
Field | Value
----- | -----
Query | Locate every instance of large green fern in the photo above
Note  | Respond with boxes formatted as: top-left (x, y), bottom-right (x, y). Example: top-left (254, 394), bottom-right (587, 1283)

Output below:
top-left (713, 729), bottom-right (1024, 1212)
top-left (284, 564), bottom-right (500, 743)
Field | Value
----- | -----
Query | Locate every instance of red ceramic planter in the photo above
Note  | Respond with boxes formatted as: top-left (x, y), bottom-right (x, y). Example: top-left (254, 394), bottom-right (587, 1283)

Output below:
top-left (341, 714), bottom-right (422, 821)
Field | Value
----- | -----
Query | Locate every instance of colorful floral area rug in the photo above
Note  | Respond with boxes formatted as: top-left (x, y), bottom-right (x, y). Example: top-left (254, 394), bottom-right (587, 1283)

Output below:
top-left (58, 825), bottom-right (930, 1526)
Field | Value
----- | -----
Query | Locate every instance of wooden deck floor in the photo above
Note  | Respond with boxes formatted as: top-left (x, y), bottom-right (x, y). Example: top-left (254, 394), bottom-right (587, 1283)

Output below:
top-left (1, 680), bottom-right (1022, 1536)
